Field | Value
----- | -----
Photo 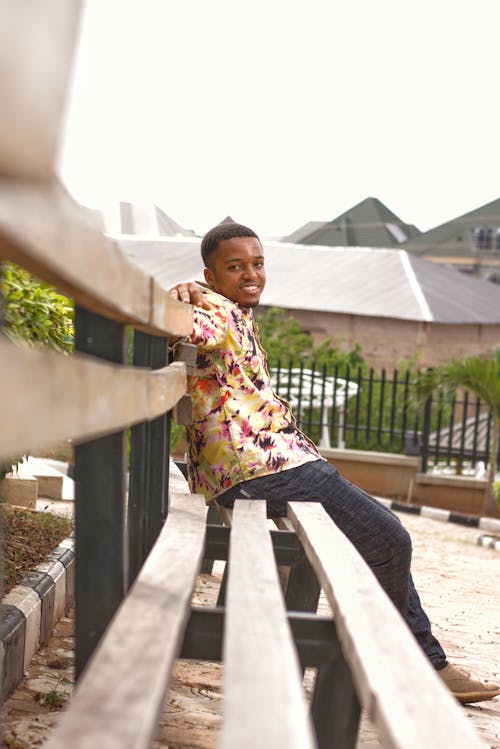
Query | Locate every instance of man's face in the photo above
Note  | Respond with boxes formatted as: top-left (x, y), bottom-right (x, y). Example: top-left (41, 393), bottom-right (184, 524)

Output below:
top-left (204, 236), bottom-right (266, 307)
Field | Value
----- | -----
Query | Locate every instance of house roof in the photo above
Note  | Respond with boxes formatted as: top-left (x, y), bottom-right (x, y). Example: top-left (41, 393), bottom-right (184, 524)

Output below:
top-left (402, 197), bottom-right (500, 258)
top-left (155, 206), bottom-right (196, 237)
top-left (283, 221), bottom-right (327, 243)
top-left (119, 236), bottom-right (500, 325)
top-left (292, 198), bottom-right (421, 248)
top-left (97, 201), bottom-right (195, 237)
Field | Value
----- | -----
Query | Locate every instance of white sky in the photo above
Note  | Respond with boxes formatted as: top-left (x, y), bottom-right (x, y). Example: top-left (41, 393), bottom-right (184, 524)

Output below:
top-left (59, 0), bottom-right (500, 238)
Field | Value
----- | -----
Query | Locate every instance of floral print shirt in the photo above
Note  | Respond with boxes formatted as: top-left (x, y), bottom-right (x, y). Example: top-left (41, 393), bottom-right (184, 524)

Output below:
top-left (185, 285), bottom-right (322, 501)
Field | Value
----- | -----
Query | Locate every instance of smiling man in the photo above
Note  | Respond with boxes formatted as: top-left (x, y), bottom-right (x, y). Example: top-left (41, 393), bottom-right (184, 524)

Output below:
top-left (171, 224), bottom-right (321, 501)
top-left (169, 222), bottom-right (500, 705)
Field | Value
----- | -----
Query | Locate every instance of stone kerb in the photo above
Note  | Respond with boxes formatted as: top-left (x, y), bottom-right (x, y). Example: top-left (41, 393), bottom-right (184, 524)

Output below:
top-left (0, 535), bottom-right (75, 701)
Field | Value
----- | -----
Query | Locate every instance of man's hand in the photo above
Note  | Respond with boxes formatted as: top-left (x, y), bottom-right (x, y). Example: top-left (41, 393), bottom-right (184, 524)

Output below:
top-left (169, 282), bottom-right (212, 309)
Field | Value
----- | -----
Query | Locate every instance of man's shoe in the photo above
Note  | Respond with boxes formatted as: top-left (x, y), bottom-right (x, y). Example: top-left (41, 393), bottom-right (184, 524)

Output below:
top-left (438, 663), bottom-right (500, 704)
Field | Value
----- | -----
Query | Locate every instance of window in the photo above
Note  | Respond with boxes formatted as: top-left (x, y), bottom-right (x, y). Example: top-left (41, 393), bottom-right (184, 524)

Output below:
top-left (473, 226), bottom-right (497, 251)
top-left (385, 223), bottom-right (408, 243)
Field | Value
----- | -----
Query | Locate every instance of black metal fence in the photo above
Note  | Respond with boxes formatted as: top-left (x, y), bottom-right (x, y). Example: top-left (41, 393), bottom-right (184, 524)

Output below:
top-left (270, 362), bottom-right (498, 474)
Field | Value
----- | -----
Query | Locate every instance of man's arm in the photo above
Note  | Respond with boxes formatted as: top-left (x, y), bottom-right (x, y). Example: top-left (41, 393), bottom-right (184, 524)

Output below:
top-left (169, 282), bottom-right (212, 309)
top-left (168, 282), bottom-right (226, 351)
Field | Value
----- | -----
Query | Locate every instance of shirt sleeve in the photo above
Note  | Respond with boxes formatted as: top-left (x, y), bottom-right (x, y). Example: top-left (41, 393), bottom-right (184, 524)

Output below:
top-left (190, 300), bottom-right (229, 352)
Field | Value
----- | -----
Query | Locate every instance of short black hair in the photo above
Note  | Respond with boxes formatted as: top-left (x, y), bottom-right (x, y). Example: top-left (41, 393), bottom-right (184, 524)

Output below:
top-left (201, 223), bottom-right (261, 268)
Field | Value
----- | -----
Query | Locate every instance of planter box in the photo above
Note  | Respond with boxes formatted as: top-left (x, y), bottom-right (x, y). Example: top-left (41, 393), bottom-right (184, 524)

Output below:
top-left (414, 473), bottom-right (489, 516)
top-left (1, 475), bottom-right (38, 508)
top-left (320, 447), bottom-right (419, 499)
top-left (319, 447), bottom-right (497, 518)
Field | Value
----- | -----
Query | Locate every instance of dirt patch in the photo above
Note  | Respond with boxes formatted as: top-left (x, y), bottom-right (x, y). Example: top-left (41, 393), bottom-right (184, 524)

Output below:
top-left (1, 506), bottom-right (73, 593)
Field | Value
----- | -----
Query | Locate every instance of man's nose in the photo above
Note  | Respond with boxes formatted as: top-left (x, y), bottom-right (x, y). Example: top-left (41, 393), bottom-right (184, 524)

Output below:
top-left (243, 264), bottom-right (258, 278)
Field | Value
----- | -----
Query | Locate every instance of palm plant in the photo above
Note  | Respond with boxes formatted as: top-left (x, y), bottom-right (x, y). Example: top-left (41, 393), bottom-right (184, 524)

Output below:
top-left (416, 350), bottom-right (500, 516)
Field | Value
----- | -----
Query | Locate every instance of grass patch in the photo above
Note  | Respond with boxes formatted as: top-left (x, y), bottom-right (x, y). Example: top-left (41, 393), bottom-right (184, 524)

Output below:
top-left (1, 505), bottom-right (73, 594)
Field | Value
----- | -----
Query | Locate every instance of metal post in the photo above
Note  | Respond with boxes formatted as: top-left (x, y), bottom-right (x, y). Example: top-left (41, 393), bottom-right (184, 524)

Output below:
top-left (421, 393), bottom-right (433, 474)
top-left (446, 393), bottom-right (456, 467)
top-left (366, 367), bottom-right (374, 443)
top-left (318, 364), bottom-right (328, 448)
top-left (389, 368), bottom-right (398, 445)
top-left (353, 366), bottom-right (362, 446)
top-left (74, 307), bottom-right (126, 679)
top-left (459, 390), bottom-right (469, 469)
top-left (401, 369), bottom-right (410, 452)
top-left (128, 331), bottom-right (169, 587)
top-left (377, 368), bottom-right (386, 446)
top-left (332, 365), bottom-right (339, 446)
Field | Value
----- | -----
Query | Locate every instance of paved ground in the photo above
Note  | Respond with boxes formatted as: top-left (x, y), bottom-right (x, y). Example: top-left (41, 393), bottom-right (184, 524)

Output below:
top-left (2, 512), bottom-right (499, 748)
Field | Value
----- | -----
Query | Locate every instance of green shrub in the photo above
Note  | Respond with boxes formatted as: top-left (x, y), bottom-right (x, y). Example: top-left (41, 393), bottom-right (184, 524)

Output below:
top-left (1, 262), bottom-right (74, 353)
top-left (0, 264), bottom-right (74, 476)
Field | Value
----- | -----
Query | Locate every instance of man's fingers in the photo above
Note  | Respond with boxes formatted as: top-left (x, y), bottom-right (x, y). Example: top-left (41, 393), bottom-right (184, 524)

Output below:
top-left (168, 287), bottom-right (187, 303)
top-left (168, 283), bottom-right (212, 308)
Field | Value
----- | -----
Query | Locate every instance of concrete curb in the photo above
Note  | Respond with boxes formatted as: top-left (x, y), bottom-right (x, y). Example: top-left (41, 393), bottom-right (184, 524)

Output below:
top-left (377, 497), bottom-right (500, 552)
top-left (476, 534), bottom-right (500, 552)
top-left (0, 534), bottom-right (75, 700)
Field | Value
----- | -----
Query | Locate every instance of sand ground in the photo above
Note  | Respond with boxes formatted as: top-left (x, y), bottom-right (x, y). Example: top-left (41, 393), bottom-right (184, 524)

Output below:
top-left (2, 511), bottom-right (499, 748)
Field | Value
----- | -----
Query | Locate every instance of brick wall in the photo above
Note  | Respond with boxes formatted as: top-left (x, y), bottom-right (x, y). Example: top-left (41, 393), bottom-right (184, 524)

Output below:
top-left (257, 307), bottom-right (500, 370)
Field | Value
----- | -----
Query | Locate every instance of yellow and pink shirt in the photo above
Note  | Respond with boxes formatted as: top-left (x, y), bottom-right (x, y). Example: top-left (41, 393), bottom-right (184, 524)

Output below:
top-left (185, 286), bottom-right (322, 502)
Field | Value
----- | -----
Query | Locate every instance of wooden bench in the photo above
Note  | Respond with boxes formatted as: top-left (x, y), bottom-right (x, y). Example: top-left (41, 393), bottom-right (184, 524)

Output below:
top-left (203, 498), bottom-right (485, 749)
top-left (0, 4), bottom-right (484, 748)
top-left (43, 469), bottom-right (482, 749)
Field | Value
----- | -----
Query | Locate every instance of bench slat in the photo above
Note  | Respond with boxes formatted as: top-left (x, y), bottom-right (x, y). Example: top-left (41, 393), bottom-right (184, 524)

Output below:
top-left (0, 178), bottom-right (193, 336)
top-left (221, 500), bottom-right (316, 749)
top-left (287, 501), bottom-right (483, 749)
top-left (44, 490), bottom-right (207, 749)
top-left (0, 337), bottom-right (187, 461)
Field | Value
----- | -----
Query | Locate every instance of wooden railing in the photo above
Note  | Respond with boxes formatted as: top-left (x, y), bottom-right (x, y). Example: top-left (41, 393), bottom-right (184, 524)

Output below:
top-left (0, 4), bottom-right (485, 748)
top-left (0, 0), bottom-right (193, 677)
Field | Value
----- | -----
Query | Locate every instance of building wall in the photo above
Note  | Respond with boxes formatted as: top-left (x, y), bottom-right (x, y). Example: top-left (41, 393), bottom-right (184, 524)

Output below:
top-left (424, 323), bottom-right (500, 365)
top-left (319, 448), bottom-right (495, 517)
top-left (257, 306), bottom-right (500, 370)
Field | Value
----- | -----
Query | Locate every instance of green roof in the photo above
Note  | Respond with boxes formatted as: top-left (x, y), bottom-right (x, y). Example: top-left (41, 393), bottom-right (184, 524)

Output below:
top-left (297, 197), bottom-right (421, 247)
top-left (402, 198), bottom-right (500, 258)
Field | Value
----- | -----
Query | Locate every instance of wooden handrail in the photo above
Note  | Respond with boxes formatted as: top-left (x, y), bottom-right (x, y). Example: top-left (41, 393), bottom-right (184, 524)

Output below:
top-left (0, 336), bottom-right (187, 462)
top-left (0, 179), bottom-right (193, 337)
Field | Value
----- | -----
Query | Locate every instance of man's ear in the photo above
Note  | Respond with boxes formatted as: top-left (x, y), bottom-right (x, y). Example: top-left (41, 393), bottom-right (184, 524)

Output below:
top-left (204, 266), bottom-right (215, 289)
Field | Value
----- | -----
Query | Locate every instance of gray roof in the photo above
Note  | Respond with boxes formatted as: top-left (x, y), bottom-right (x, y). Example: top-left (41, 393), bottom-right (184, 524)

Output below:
top-left (293, 198), bottom-right (421, 248)
top-left (119, 237), bottom-right (500, 324)
top-left (402, 197), bottom-right (500, 258)
top-left (98, 202), bottom-right (195, 237)
top-left (283, 221), bottom-right (327, 243)
top-left (155, 206), bottom-right (196, 237)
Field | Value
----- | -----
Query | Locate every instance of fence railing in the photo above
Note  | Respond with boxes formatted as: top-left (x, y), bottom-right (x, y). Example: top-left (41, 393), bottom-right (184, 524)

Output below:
top-left (271, 362), bottom-right (497, 474)
top-left (0, 0), bottom-right (194, 680)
